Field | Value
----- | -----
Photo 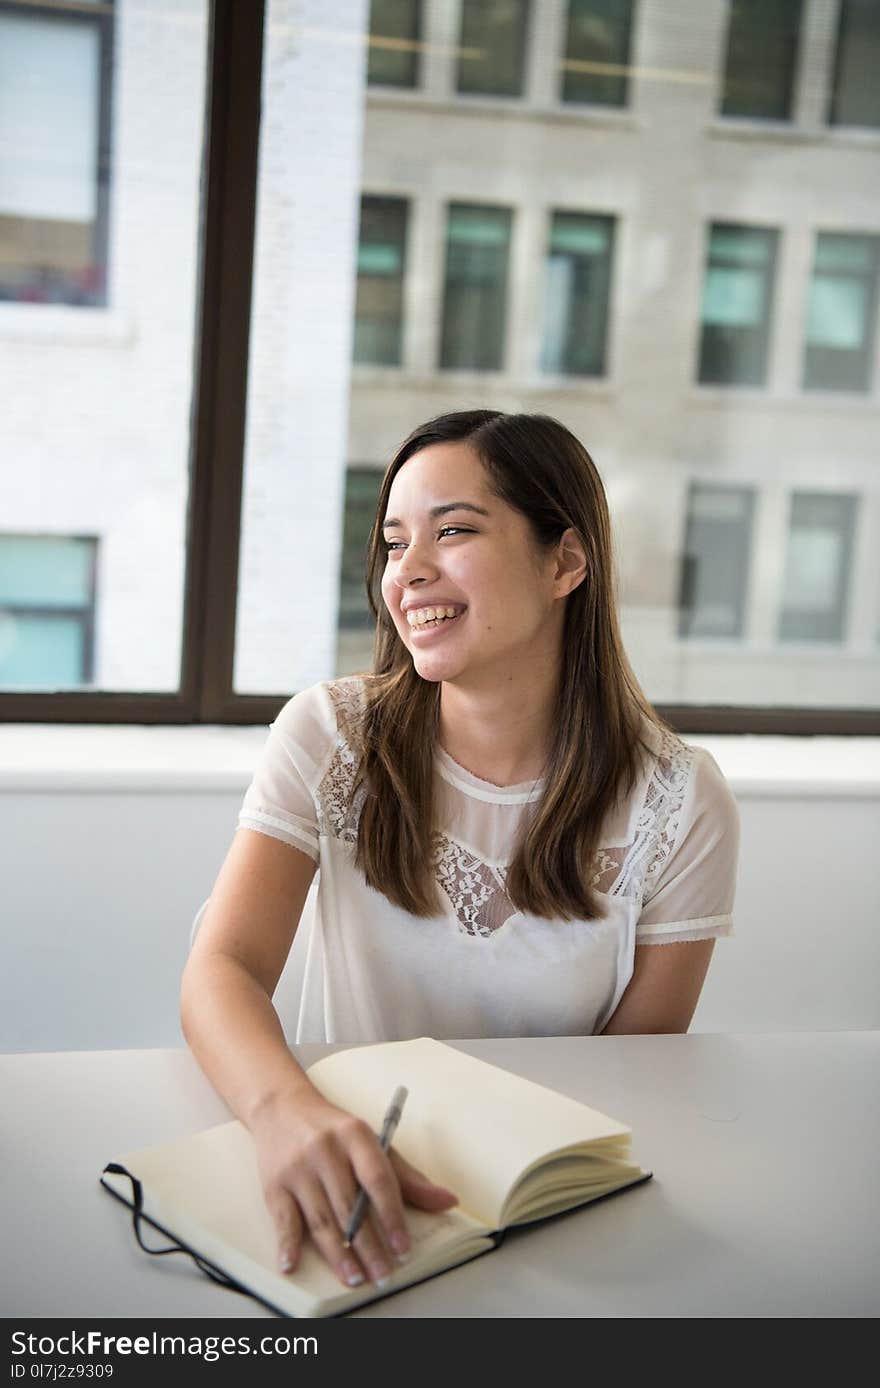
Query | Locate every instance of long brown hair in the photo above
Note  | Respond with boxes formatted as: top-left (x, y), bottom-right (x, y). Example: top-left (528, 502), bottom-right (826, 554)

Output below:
top-left (348, 410), bottom-right (667, 921)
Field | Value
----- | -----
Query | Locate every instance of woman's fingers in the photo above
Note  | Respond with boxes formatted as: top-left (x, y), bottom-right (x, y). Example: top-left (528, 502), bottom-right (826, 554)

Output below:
top-left (295, 1174), bottom-right (371, 1288)
top-left (344, 1125), bottom-right (418, 1264)
top-left (259, 1103), bottom-right (458, 1289)
top-left (265, 1185), bottom-right (303, 1275)
top-left (389, 1148), bottom-right (459, 1211)
top-left (330, 1120), bottom-right (414, 1274)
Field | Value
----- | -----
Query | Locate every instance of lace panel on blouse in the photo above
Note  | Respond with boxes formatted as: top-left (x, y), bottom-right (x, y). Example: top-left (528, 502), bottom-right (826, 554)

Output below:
top-left (318, 680), bottom-right (694, 939)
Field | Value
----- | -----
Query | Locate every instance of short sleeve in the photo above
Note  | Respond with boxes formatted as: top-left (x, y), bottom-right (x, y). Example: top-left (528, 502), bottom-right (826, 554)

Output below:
top-left (237, 683), bottom-right (336, 862)
top-left (635, 746), bottom-right (740, 945)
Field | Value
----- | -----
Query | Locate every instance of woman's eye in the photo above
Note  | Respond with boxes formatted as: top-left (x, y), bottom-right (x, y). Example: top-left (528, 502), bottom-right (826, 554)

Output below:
top-left (384, 527), bottom-right (472, 553)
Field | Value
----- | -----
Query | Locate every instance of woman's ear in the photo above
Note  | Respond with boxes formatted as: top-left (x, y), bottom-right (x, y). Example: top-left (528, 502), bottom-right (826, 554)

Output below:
top-left (553, 527), bottom-right (588, 597)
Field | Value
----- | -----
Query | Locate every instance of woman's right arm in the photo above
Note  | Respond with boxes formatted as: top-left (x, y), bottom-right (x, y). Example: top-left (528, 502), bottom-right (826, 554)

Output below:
top-left (179, 828), bottom-right (456, 1289)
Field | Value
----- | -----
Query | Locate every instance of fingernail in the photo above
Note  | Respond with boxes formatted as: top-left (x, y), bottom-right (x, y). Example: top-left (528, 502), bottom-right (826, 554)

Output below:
top-left (390, 1230), bottom-right (410, 1260)
top-left (343, 1260), bottom-right (364, 1287)
top-left (280, 1253), bottom-right (295, 1274)
top-left (370, 1261), bottom-right (392, 1284)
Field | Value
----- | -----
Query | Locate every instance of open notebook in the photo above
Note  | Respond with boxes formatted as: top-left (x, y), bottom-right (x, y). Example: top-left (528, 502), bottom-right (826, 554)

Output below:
top-left (101, 1038), bottom-right (651, 1317)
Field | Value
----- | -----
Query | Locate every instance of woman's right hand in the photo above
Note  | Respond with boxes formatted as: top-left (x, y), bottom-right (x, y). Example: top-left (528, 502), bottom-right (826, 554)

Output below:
top-left (251, 1085), bottom-right (459, 1288)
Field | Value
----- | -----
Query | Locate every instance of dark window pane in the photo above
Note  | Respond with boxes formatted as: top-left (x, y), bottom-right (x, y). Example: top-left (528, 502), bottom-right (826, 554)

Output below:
top-left (354, 196), bottom-right (408, 366)
top-left (804, 233), bottom-right (880, 392)
top-left (561, 0), bottom-right (634, 107)
top-left (678, 487), bottom-right (754, 639)
top-left (698, 223), bottom-right (778, 386)
top-left (338, 469), bottom-right (383, 629)
top-left (720, 0), bottom-right (802, 120)
top-left (0, 7), bottom-right (113, 306)
top-left (440, 203), bottom-right (512, 370)
top-left (367, 0), bottom-right (421, 88)
top-left (0, 534), bottom-right (97, 689)
top-left (779, 494), bottom-right (857, 642)
top-left (457, 0), bottom-right (530, 97)
top-left (540, 212), bottom-right (614, 375)
top-left (829, 0), bottom-right (880, 128)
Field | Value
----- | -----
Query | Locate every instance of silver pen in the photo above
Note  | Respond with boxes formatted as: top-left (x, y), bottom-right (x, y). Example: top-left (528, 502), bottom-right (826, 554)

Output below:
top-left (342, 1085), bottom-right (408, 1249)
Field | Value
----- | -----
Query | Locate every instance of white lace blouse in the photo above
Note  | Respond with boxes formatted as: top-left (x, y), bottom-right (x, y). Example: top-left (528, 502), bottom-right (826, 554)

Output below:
top-left (237, 675), bottom-right (739, 1044)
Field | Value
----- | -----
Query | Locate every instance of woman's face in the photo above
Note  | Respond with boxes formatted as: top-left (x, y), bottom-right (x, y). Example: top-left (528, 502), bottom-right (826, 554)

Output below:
top-left (380, 440), bottom-right (564, 687)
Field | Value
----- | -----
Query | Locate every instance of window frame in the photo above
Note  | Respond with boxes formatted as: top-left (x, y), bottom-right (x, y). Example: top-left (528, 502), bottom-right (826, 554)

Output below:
top-left (0, 532), bottom-right (98, 685)
top-left (697, 220), bottom-right (780, 388)
top-left (559, 0), bottom-right (635, 109)
top-left (439, 200), bottom-right (514, 372)
top-left (455, 0), bottom-right (531, 100)
top-left (353, 193), bottom-right (409, 367)
top-left (827, 0), bottom-right (880, 130)
top-left (0, 0), bottom-right (115, 308)
top-left (366, 0), bottom-right (422, 90)
top-left (539, 209), bottom-right (616, 378)
top-left (0, 0), bottom-right (875, 735)
top-left (803, 231), bottom-right (880, 393)
top-left (718, 0), bottom-right (803, 123)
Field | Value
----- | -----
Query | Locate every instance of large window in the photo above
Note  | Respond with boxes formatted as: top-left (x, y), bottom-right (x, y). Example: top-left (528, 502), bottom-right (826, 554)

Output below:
top-left (804, 233), bottom-right (880, 393)
top-left (0, 535), bottom-right (97, 688)
top-left (719, 0), bottom-right (802, 121)
top-left (367, 0), bottom-right (421, 89)
top-left (456, 0), bottom-right (530, 98)
top-left (0, 0), bottom-right (208, 701)
top-left (678, 487), bottom-right (755, 640)
top-left (540, 212), bottom-right (614, 376)
top-left (560, 0), bottom-right (634, 107)
top-left (337, 468), bottom-right (384, 632)
top-left (354, 196), bottom-right (408, 366)
top-left (439, 203), bottom-right (512, 371)
top-left (698, 223), bottom-right (779, 387)
top-left (3, 1), bottom-right (878, 731)
top-left (0, 1), bottom-right (114, 306)
top-left (828, 0), bottom-right (880, 129)
top-left (779, 494), bottom-right (857, 643)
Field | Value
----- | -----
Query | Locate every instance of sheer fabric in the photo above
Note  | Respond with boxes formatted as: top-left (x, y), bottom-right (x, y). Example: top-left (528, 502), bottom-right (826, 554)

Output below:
top-left (237, 676), bottom-right (739, 1042)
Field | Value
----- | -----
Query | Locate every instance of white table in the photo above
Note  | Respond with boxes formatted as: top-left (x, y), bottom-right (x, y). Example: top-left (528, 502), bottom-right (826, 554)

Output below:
top-left (2, 1033), bottom-right (878, 1318)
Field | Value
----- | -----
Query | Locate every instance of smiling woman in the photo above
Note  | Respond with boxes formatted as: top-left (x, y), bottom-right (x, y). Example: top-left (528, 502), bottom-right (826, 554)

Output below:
top-left (180, 408), bottom-right (740, 1295)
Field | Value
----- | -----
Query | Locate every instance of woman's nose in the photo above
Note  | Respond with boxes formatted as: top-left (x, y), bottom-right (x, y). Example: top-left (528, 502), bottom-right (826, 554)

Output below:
top-left (394, 539), bottom-right (437, 585)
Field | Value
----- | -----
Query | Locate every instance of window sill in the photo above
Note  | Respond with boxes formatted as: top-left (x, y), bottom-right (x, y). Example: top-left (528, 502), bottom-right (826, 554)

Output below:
top-left (708, 117), bottom-right (880, 149)
top-left (688, 386), bottom-right (878, 413)
top-left (0, 723), bottom-right (876, 798)
top-left (351, 365), bottom-right (616, 395)
top-left (366, 88), bottom-right (640, 131)
top-left (0, 303), bottom-right (134, 347)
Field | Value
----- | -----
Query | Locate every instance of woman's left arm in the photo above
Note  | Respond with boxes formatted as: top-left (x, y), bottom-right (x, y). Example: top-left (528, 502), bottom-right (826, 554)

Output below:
top-left (600, 939), bottom-right (715, 1034)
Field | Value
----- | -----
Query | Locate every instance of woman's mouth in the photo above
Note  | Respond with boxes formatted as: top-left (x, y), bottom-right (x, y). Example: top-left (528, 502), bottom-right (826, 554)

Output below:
top-left (405, 607), bottom-right (466, 641)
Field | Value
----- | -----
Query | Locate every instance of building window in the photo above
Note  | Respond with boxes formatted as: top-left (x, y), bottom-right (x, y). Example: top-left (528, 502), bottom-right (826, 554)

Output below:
top-left (456, 0), bottom-right (530, 98)
top-left (367, 0), bottom-right (421, 89)
top-left (828, 0), bottom-right (880, 128)
top-left (719, 0), bottom-right (802, 121)
top-left (540, 212), bottom-right (614, 375)
top-left (0, 535), bottom-right (97, 689)
top-left (804, 233), bottom-right (880, 393)
top-left (779, 493), bottom-right (857, 643)
top-left (560, 0), bottom-right (634, 107)
top-left (354, 196), bottom-right (408, 366)
top-left (439, 203), bottom-right (512, 371)
top-left (678, 486), bottom-right (755, 639)
top-left (697, 223), bottom-right (779, 386)
top-left (338, 469), bottom-right (384, 630)
top-left (0, 1), bottom-right (114, 307)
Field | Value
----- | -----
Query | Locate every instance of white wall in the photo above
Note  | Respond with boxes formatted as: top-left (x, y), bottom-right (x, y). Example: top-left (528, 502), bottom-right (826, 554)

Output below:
top-left (1, 728), bottom-right (877, 1053)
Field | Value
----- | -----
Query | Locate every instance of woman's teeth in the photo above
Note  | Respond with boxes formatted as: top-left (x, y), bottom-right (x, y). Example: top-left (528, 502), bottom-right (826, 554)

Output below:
top-left (406, 606), bottom-right (463, 627)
